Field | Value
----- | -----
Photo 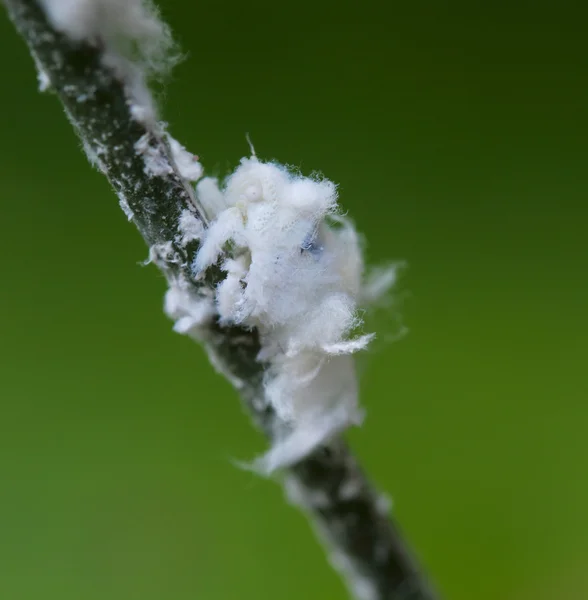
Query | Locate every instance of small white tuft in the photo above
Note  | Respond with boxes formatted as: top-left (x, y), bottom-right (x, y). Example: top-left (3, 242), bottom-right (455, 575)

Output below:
top-left (178, 210), bottom-right (204, 246)
top-left (38, 0), bottom-right (176, 75)
top-left (38, 0), bottom-right (180, 126)
top-left (164, 284), bottom-right (215, 336)
top-left (168, 137), bottom-right (203, 182)
top-left (134, 133), bottom-right (173, 177)
top-left (147, 240), bottom-right (175, 266)
top-left (134, 133), bottom-right (203, 187)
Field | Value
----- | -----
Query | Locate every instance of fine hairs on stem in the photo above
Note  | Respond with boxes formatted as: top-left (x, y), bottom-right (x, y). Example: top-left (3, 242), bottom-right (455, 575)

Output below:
top-left (4, 1), bottom-right (439, 599)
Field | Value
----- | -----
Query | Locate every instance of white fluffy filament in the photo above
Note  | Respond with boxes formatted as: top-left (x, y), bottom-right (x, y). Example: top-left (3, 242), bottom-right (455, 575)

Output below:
top-left (166, 157), bottom-right (397, 472)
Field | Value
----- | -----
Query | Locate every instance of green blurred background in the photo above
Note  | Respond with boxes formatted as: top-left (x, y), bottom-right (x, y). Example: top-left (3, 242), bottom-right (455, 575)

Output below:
top-left (1, 2), bottom-right (587, 599)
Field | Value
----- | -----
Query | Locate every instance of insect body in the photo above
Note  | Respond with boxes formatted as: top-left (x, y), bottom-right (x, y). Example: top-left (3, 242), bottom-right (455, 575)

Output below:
top-left (191, 157), bottom-right (380, 471)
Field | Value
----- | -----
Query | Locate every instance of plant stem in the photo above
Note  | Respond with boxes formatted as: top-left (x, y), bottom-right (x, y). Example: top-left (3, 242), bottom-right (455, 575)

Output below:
top-left (4, 1), bottom-right (439, 598)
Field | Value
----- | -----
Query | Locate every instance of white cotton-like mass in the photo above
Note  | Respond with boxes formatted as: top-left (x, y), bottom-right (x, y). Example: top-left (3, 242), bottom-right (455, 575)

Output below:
top-left (39, 0), bottom-right (178, 125)
top-left (184, 156), bottom-right (397, 472)
top-left (38, 0), bottom-right (174, 74)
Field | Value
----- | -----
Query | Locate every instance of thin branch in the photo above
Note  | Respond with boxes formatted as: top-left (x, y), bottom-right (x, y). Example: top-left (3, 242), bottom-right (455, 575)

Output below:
top-left (4, 1), bottom-right (439, 598)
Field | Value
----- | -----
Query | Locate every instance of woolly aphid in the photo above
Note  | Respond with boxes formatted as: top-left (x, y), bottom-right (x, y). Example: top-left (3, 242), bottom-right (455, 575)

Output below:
top-left (166, 156), bottom-right (396, 473)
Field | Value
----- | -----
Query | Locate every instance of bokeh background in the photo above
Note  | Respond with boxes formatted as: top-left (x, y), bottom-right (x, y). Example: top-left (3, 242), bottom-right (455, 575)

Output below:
top-left (1, 2), bottom-right (587, 599)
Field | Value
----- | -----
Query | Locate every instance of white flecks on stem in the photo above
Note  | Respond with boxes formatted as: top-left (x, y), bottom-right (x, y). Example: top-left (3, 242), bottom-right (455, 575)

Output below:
top-left (134, 133), bottom-right (173, 177)
top-left (338, 475), bottom-right (364, 501)
top-left (134, 134), bottom-right (203, 195)
top-left (284, 476), bottom-right (331, 509)
top-left (147, 240), bottom-right (177, 267)
top-left (32, 53), bottom-right (51, 91)
top-left (118, 191), bottom-right (134, 221)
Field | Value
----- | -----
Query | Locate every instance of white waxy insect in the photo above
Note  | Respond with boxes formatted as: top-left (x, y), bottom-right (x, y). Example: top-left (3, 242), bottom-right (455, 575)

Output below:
top-left (187, 156), bottom-right (395, 472)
